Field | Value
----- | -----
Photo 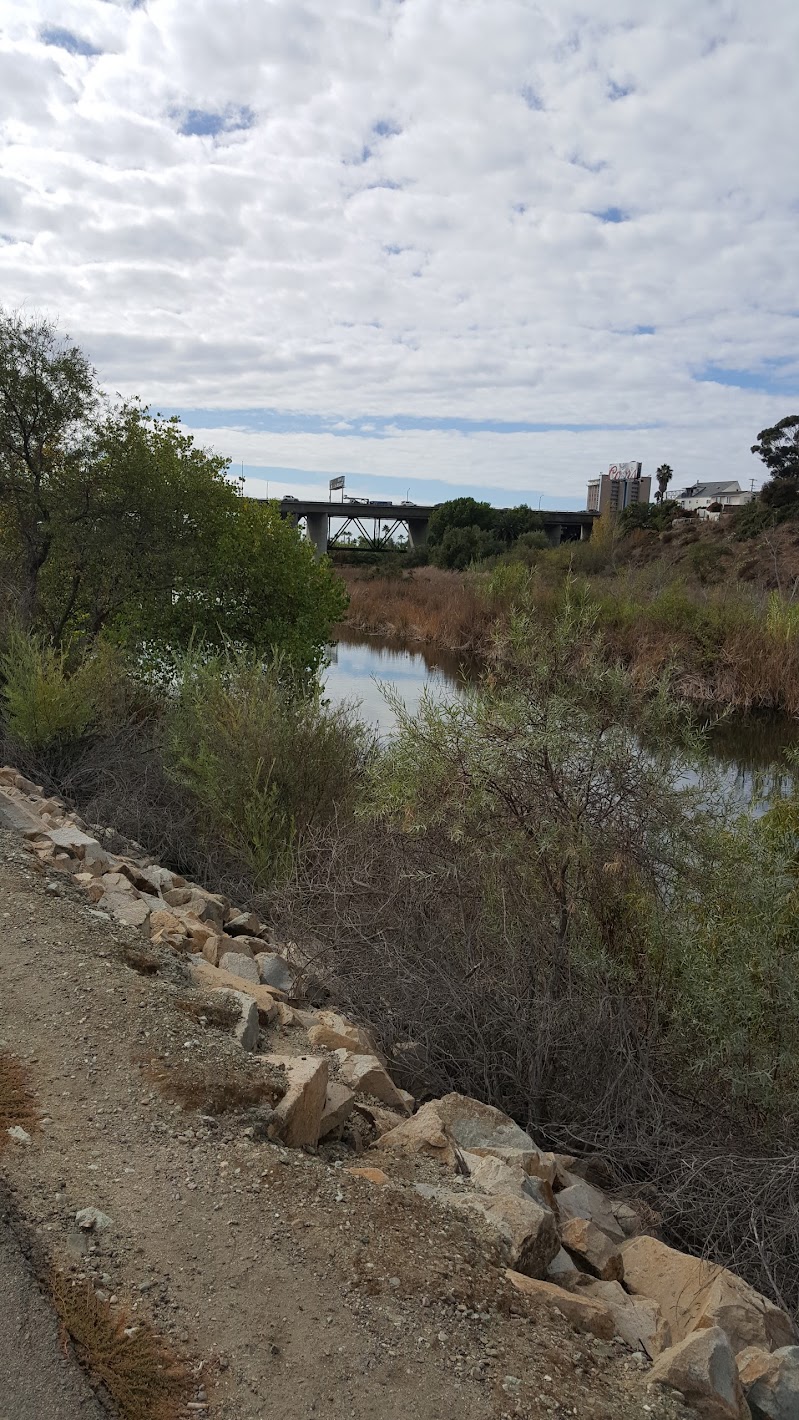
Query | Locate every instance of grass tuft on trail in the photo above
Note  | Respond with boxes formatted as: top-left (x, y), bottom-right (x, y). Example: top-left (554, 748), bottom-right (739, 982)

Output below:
top-left (52, 1272), bottom-right (194, 1420)
top-left (0, 1050), bottom-right (38, 1149)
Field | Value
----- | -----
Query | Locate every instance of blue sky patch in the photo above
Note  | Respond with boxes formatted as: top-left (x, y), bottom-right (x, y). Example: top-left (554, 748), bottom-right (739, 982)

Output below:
top-left (521, 85), bottom-right (544, 111)
top-left (696, 360), bottom-right (799, 394)
top-left (594, 207), bottom-right (629, 224)
top-left (40, 26), bottom-right (102, 56)
top-left (167, 407), bottom-right (658, 440)
top-left (177, 106), bottom-right (254, 138)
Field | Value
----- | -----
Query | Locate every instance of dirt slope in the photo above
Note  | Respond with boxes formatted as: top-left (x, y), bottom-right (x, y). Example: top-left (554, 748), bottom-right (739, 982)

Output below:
top-left (0, 828), bottom-right (692, 1420)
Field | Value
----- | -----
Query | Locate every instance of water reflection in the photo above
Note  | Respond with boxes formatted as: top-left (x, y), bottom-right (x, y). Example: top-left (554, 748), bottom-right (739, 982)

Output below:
top-left (323, 632), bottom-right (799, 807)
top-left (323, 630), bottom-right (472, 737)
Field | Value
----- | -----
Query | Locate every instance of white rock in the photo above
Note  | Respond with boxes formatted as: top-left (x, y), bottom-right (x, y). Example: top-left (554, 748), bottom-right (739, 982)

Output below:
top-left (75, 1207), bottom-right (113, 1231)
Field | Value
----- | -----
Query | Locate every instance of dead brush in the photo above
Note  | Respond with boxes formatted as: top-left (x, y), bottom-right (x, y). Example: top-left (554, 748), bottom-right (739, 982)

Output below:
top-left (136, 1051), bottom-right (284, 1116)
top-left (51, 1271), bottom-right (193, 1420)
top-left (174, 989), bottom-right (241, 1031)
top-left (0, 1050), bottom-right (38, 1149)
top-left (119, 943), bottom-right (160, 977)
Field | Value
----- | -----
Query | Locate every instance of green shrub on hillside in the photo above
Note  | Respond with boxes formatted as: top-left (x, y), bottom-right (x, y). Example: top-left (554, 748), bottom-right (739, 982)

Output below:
top-left (166, 649), bottom-right (371, 885)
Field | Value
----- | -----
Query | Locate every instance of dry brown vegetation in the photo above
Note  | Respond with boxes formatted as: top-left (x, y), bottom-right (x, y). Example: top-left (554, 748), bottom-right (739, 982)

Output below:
top-left (51, 1271), bottom-right (193, 1420)
top-left (0, 1049), bottom-right (38, 1149)
top-left (136, 1050), bottom-right (285, 1116)
top-left (339, 521), bottom-right (799, 713)
top-left (338, 565), bottom-right (495, 652)
top-left (174, 989), bottom-right (243, 1031)
top-left (119, 942), bottom-right (161, 976)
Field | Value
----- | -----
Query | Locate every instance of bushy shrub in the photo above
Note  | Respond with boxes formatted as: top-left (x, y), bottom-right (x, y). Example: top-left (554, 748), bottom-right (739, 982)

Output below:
top-left (166, 649), bottom-right (372, 886)
top-left (0, 629), bottom-right (139, 773)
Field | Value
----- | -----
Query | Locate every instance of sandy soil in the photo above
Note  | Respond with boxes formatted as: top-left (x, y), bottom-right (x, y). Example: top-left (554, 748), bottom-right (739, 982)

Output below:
top-left (0, 827), bottom-right (693, 1420)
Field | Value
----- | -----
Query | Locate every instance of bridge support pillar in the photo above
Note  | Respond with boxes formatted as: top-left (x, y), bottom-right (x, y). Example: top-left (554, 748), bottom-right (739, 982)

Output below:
top-left (547, 523), bottom-right (562, 547)
top-left (580, 520), bottom-right (591, 541)
top-left (305, 511), bottom-right (329, 557)
top-left (406, 516), bottom-right (429, 550)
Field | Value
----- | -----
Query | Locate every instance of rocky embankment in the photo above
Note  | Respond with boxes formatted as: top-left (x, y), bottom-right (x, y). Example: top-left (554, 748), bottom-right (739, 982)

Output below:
top-left (0, 764), bottom-right (797, 1420)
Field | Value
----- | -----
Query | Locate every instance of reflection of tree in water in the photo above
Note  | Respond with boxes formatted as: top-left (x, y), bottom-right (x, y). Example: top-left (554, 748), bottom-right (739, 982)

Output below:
top-left (704, 714), bottom-right (799, 809)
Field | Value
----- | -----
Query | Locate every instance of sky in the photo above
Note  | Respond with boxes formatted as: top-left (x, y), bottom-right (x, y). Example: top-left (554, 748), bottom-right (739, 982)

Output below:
top-left (1, 1), bottom-right (797, 510)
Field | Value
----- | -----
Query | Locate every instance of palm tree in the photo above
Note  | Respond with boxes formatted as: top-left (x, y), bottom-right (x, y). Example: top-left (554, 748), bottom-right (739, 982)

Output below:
top-left (655, 464), bottom-right (673, 504)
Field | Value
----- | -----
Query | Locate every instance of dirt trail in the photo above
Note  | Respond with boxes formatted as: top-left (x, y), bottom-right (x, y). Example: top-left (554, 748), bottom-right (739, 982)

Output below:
top-left (0, 828), bottom-right (691, 1420)
top-left (0, 1196), bottom-right (108, 1420)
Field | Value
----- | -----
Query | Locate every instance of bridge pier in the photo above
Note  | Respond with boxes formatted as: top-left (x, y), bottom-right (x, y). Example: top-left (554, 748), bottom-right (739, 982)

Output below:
top-left (405, 517), bottom-right (429, 550)
top-left (305, 511), bottom-right (328, 556)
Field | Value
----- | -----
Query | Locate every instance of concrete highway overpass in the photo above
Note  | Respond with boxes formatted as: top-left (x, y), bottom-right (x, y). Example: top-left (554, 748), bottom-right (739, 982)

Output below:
top-left (271, 498), bottom-right (598, 555)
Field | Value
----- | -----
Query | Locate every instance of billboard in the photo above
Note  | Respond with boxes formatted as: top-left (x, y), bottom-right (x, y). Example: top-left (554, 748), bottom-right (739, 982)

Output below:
top-left (608, 462), bottom-right (642, 480)
top-left (329, 475), bottom-right (345, 491)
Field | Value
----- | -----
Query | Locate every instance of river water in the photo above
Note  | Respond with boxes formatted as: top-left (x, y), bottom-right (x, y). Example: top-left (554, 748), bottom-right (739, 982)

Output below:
top-left (324, 628), bottom-right (799, 809)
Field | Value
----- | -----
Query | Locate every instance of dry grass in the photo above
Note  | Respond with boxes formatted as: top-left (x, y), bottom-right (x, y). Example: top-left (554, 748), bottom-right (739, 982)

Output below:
top-left (137, 1051), bottom-right (285, 1116)
top-left (174, 989), bottom-right (242, 1031)
top-left (120, 943), bottom-right (160, 977)
top-left (0, 1050), bottom-right (38, 1150)
top-left (52, 1272), bottom-right (193, 1420)
top-left (340, 566), bottom-right (495, 652)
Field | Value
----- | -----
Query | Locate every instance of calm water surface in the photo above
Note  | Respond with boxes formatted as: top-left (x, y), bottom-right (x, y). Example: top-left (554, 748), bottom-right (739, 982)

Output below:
top-left (324, 630), bottom-right (799, 808)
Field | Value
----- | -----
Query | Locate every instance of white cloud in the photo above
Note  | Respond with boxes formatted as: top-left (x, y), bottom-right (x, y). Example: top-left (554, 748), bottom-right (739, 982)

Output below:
top-left (0, 0), bottom-right (797, 497)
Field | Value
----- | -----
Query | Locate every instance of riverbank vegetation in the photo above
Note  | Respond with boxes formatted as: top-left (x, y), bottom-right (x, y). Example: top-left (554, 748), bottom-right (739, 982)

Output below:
top-left (341, 513), bottom-right (799, 713)
top-left (2, 312), bottom-right (799, 1321)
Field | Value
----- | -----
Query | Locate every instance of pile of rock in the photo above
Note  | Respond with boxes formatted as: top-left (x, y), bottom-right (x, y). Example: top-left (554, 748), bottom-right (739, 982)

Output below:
top-left (1, 767), bottom-right (796, 1420)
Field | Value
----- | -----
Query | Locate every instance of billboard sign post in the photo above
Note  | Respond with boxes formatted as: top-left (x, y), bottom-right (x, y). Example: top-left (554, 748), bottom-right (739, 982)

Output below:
top-left (329, 475), bottom-right (345, 501)
top-left (608, 462), bottom-right (642, 480)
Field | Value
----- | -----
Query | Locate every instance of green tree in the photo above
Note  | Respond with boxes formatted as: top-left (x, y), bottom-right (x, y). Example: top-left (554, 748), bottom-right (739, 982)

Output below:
top-left (751, 415), bottom-right (799, 481)
top-left (427, 497), bottom-right (496, 545)
top-left (430, 523), bottom-right (500, 570)
top-left (0, 310), bottom-right (97, 625)
top-left (654, 463), bottom-right (673, 504)
top-left (0, 310), bottom-right (345, 669)
top-left (493, 504), bottom-right (544, 544)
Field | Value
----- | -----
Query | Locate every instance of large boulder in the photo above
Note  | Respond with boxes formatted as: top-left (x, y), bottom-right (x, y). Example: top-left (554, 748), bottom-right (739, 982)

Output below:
top-left (577, 1278), bottom-right (672, 1357)
top-left (738, 1346), bottom-right (799, 1420)
top-left (555, 1179), bottom-right (626, 1243)
top-left (333, 1051), bottom-right (409, 1113)
top-left (308, 1011), bottom-right (381, 1057)
top-left (264, 1054), bottom-right (328, 1148)
top-left (560, 1217), bottom-right (624, 1282)
top-left (443, 1189), bottom-right (559, 1278)
top-left (380, 1092), bottom-right (538, 1171)
top-left (464, 1152), bottom-right (556, 1210)
top-left (224, 911), bottom-right (262, 937)
top-left (435, 1093), bottom-right (538, 1153)
top-left (164, 886), bottom-right (226, 927)
top-left (255, 953), bottom-right (295, 994)
top-left (219, 952), bottom-right (260, 986)
top-left (621, 1235), bottom-right (794, 1356)
top-left (318, 1082), bottom-right (355, 1139)
top-left (191, 959), bottom-right (280, 1024)
top-left (215, 989), bottom-right (259, 1053)
top-left (505, 1270), bottom-right (616, 1339)
top-left (97, 890), bottom-right (151, 927)
top-left (648, 1326), bottom-right (750, 1419)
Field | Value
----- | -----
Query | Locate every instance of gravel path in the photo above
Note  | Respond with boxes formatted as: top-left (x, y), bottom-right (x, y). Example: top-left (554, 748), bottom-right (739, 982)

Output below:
top-left (0, 1196), bottom-right (107, 1419)
top-left (0, 827), bottom-right (692, 1420)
